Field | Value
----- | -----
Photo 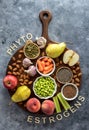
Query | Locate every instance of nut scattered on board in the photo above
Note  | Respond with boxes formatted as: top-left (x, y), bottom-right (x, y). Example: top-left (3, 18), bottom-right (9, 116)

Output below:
top-left (59, 60), bottom-right (62, 64)
top-left (12, 72), bottom-right (17, 75)
top-left (78, 73), bottom-right (82, 77)
top-left (42, 52), bottom-right (45, 56)
top-left (12, 57), bottom-right (16, 61)
top-left (75, 78), bottom-right (80, 83)
top-left (19, 79), bottom-right (23, 82)
top-left (12, 63), bottom-right (17, 66)
top-left (72, 79), bottom-right (74, 83)
top-left (28, 81), bottom-right (33, 85)
top-left (7, 71), bottom-right (12, 74)
top-left (16, 72), bottom-right (20, 75)
top-left (8, 65), bottom-right (13, 70)
top-left (56, 63), bottom-right (59, 67)
top-left (13, 68), bottom-right (17, 71)
top-left (76, 67), bottom-right (80, 71)
top-left (19, 50), bottom-right (23, 53)
top-left (73, 75), bottom-right (77, 78)
top-left (17, 60), bottom-right (22, 63)
top-left (18, 54), bottom-right (22, 58)
top-left (75, 83), bottom-right (80, 87)
top-left (73, 70), bottom-right (76, 74)
top-left (16, 64), bottom-right (20, 69)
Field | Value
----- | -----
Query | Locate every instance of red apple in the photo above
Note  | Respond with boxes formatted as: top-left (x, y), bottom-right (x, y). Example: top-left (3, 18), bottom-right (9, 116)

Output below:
top-left (41, 100), bottom-right (55, 115)
top-left (26, 98), bottom-right (41, 113)
top-left (3, 75), bottom-right (18, 89)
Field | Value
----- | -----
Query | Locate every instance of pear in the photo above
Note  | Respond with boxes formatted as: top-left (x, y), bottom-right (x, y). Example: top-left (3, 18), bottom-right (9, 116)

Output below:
top-left (46, 42), bottom-right (66, 58)
top-left (11, 86), bottom-right (31, 102)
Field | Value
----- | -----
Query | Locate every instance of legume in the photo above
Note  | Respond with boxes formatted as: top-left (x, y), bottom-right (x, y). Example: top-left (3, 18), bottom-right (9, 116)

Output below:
top-left (33, 76), bottom-right (56, 98)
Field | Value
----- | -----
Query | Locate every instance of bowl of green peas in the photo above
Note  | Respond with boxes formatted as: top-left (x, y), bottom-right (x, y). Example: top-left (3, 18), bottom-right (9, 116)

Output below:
top-left (33, 76), bottom-right (57, 99)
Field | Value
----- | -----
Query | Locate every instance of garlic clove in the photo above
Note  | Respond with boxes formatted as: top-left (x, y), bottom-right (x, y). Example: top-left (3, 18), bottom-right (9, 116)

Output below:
top-left (23, 58), bottom-right (33, 68)
top-left (36, 37), bottom-right (47, 49)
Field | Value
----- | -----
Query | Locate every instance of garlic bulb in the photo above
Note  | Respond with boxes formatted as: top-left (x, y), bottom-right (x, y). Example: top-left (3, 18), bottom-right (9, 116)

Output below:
top-left (36, 37), bottom-right (47, 49)
top-left (24, 65), bottom-right (36, 76)
top-left (23, 58), bottom-right (33, 68)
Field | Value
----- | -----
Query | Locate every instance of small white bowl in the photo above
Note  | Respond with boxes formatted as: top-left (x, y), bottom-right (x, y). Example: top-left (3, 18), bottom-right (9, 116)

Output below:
top-left (61, 83), bottom-right (79, 101)
top-left (56, 66), bottom-right (73, 84)
top-left (33, 76), bottom-right (57, 99)
top-left (36, 56), bottom-right (55, 76)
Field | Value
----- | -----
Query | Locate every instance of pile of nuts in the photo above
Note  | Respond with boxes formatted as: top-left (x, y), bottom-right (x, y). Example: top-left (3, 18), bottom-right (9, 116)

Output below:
top-left (72, 64), bottom-right (82, 87)
top-left (7, 49), bottom-right (32, 86)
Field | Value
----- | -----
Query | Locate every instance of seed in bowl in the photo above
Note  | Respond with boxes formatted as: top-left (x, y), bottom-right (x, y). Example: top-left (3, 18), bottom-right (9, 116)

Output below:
top-left (61, 83), bottom-right (79, 101)
top-left (24, 40), bottom-right (40, 59)
top-left (33, 76), bottom-right (57, 99)
top-left (56, 67), bottom-right (73, 84)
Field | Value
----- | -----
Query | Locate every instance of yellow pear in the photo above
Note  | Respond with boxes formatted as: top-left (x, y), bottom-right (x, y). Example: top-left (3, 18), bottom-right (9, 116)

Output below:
top-left (46, 42), bottom-right (66, 58)
top-left (11, 86), bottom-right (31, 102)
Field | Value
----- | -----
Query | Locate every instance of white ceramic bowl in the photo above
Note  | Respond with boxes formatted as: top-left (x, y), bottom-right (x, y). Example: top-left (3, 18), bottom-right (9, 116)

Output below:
top-left (56, 66), bottom-right (73, 84)
top-left (61, 83), bottom-right (79, 101)
top-left (33, 76), bottom-right (57, 99)
top-left (36, 56), bottom-right (55, 76)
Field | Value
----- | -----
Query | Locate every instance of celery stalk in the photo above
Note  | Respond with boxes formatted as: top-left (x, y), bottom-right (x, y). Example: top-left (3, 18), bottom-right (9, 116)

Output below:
top-left (53, 96), bottom-right (61, 113)
top-left (57, 93), bottom-right (71, 110)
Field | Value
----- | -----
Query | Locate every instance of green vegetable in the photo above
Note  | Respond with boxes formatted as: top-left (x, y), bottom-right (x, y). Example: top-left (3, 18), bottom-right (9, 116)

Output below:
top-left (53, 96), bottom-right (61, 113)
top-left (57, 93), bottom-right (70, 110)
top-left (33, 76), bottom-right (56, 98)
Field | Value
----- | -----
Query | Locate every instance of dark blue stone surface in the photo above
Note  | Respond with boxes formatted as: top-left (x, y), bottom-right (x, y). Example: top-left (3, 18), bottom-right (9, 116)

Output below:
top-left (0, 0), bottom-right (89, 130)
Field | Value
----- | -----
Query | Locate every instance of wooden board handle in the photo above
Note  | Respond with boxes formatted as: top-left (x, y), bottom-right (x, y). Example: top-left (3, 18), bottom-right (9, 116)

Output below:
top-left (39, 10), bottom-right (52, 42)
